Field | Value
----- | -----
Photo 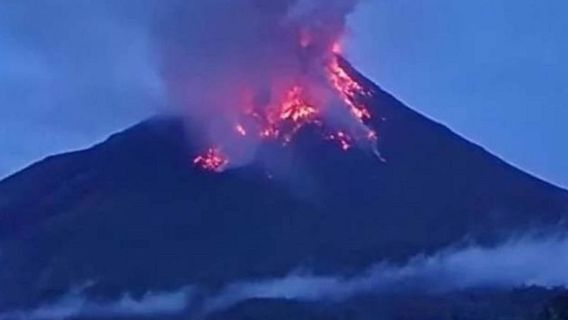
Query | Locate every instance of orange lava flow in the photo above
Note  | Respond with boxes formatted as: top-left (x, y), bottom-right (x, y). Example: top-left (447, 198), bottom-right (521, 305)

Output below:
top-left (263, 86), bottom-right (320, 143)
top-left (193, 43), bottom-right (378, 172)
top-left (327, 56), bottom-right (373, 122)
top-left (278, 86), bottom-right (317, 123)
top-left (193, 148), bottom-right (228, 172)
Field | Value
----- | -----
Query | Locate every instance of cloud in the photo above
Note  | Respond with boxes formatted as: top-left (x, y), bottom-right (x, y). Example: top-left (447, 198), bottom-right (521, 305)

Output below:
top-left (5, 233), bottom-right (568, 319)
top-left (201, 233), bottom-right (568, 312)
top-left (154, 0), bottom-right (367, 166)
top-left (0, 287), bottom-right (193, 320)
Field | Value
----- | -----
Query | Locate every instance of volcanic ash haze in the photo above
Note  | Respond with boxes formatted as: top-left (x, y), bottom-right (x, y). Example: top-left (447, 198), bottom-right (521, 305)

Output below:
top-left (157, 0), bottom-right (379, 170)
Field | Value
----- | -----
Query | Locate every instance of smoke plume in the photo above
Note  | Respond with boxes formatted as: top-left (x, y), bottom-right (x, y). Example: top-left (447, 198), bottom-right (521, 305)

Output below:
top-left (154, 0), bottom-right (377, 169)
top-left (0, 0), bottom-right (370, 176)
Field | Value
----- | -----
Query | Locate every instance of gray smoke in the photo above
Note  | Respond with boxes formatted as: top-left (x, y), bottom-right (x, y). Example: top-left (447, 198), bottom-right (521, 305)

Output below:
top-left (0, 0), bottom-right (365, 176)
top-left (6, 234), bottom-right (568, 319)
top-left (155, 0), bottom-right (362, 165)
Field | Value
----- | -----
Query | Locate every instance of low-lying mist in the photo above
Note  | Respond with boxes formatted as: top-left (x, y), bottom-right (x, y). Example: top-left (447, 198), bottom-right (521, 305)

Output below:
top-left (4, 233), bottom-right (568, 319)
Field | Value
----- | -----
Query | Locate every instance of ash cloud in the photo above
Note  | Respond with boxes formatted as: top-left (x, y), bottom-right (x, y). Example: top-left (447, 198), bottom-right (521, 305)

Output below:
top-left (155, 0), bottom-right (363, 165)
top-left (6, 234), bottom-right (568, 319)
top-left (0, 0), bottom-right (366, 176)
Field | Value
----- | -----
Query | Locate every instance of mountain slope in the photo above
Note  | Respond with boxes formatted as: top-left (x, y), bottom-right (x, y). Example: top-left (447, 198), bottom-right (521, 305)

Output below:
top-left (0, 60), bottom-right (567, 311)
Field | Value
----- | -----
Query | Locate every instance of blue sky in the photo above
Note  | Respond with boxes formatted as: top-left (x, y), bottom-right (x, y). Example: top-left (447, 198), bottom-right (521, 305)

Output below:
top-left (0, 1), bottom-right (162, 179)
top-left (0, 0), bottom-right (566, 188)
top-left (348, 0), bottom-right (568, 188)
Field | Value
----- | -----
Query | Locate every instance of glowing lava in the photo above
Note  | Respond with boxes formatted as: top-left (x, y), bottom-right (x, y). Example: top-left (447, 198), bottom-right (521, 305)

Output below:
top-left (194, 40), bottom-right (379, 172)
top-left (327, 56), bottom-right (373, 122)
top-left (193, 148), bottom-right (229, 172)
top-left (278, 86), bottom-right (317, 123)
top-left (260, 85), bottom-right (321, 143)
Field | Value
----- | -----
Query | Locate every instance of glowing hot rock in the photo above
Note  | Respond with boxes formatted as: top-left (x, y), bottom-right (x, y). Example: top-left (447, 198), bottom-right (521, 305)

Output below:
top-left (193, 148), bottom-right (229, 172)
top-left (193, 39), bottom-right (380, 171)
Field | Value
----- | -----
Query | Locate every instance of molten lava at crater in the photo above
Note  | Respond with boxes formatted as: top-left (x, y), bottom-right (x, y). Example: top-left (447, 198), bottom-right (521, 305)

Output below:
top-left (191, 20), bottom-right (381, 173)
top-left (193, 53), bottom-right (379, 172)
top-left (159, 0), bottom-right (382, 172)
top-left (193, 148), bottom-right (229, 172)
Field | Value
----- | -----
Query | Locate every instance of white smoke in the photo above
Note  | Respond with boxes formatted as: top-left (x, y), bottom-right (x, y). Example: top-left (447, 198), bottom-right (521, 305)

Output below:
top-left (0, 288), bottom-right (192, 320)
top-left (5, 234), bottom-right (568, 319)
top-left (201, 233), bottom-right (568, 312)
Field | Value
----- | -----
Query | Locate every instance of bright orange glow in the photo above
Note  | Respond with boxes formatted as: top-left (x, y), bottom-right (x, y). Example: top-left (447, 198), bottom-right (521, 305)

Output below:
top-left (242, 86), bottom-right (320, 143)
top-left (193, 148), bottom-right (229, 172)
top-left (278, 86), bottom-right (317, 122)
top-left (193, 34), bottom-right (381, 171)
top-left (327, 55), bottom-right (373, 122)
top-left (267, 86), bottom-right (319, 143)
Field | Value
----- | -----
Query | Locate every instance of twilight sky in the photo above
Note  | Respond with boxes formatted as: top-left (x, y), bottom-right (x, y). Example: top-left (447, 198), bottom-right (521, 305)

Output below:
top-left (0, 0), bottom-right (566, 188)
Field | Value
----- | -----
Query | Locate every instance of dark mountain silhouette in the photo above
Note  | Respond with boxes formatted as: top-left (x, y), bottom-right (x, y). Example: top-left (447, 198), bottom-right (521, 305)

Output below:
top-left (0, 59), bottom-right (567, 317)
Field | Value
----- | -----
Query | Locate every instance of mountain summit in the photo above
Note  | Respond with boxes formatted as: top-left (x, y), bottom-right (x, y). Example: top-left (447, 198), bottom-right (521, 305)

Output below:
top-left (0, 61), bottom-right (567, 317)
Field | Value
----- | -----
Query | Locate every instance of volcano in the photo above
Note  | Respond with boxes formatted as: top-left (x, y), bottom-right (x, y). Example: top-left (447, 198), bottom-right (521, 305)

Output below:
top-left (0, 60), bottom-right (567, 319)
